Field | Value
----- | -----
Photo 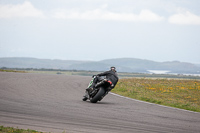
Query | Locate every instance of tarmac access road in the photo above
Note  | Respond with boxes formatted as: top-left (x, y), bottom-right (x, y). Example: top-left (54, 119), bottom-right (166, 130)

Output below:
top-left (0, 72), bottom-right (200, 133)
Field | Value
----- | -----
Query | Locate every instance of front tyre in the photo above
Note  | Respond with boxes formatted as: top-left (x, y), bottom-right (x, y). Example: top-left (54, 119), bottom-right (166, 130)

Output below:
top-left (90, 87), bottom-right (105, 103)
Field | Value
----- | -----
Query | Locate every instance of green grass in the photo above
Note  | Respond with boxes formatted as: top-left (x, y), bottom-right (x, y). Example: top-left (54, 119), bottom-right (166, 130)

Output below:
top-left (0, 126), bottom-right (42, 133)
top-left (0, 69), bottom-right (26, 73)
top-left (0, 126), bottom-right (69, 133)
top-left (112, 78), bottom-right (200, 112)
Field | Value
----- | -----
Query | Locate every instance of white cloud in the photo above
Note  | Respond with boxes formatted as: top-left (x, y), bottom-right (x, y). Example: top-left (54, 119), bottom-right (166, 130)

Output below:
top-left (52, 8), bottom-right (164, 22)
top-left (168, 11), bottom-right (200, 25)
top-left (0, 1), bottom-right (45, 18)
top-left (138, 10), bottom-right (165, 22)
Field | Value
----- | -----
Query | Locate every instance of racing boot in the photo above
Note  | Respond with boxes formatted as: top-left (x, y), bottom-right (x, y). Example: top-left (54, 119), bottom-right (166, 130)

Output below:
top-left (82, 94), bottom-right (88, 101)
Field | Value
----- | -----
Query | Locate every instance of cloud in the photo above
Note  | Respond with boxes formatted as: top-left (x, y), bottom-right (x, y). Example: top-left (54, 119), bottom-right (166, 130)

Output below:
top-left (168, 11), bottom-right (200, 25)
top-left (0, 1), bottom-right (45, 18)
top-left (52, 8), bottom-right (164, 22)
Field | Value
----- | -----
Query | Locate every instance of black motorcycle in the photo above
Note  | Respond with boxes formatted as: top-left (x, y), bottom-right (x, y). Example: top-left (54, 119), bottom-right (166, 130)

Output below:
top-left (82, 76), bottom-right (113, 103)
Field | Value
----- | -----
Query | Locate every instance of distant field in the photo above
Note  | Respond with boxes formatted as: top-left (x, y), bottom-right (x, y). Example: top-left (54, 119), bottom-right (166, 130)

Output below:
top-left (8, 69), bottom-right (200, 79)
top-left (1, 68), bottom-right (200, 79)
top-left (0, 69), bottom-right (26, 73)
top-left (112, 78), bottom-right (200, 112)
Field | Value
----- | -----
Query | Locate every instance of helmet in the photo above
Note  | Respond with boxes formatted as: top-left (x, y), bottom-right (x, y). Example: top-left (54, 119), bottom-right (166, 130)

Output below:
top-left (110, 66), bottom-right (116, 72)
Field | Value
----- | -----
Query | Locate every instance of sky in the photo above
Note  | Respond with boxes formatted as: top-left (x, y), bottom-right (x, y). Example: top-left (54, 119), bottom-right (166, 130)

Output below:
top-left (0, 0), bottom-right (200, 64)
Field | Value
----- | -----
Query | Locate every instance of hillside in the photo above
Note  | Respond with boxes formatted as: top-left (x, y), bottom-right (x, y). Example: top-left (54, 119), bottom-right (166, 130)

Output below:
top-left (0, 57), bottom-right (200, 74)
top-left (100, 58), bottom-right (200, 74)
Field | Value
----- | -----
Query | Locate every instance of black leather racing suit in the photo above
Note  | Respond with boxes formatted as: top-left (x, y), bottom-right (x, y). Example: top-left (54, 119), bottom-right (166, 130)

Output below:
top-left (90, 70), bottom-right (118, 89)
top-left (97, 70), bottom-right (118, 88)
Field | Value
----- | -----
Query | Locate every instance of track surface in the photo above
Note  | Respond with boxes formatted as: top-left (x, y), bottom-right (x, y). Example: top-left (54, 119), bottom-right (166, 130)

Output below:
top-left (0, 72), bottom-right (200, 133)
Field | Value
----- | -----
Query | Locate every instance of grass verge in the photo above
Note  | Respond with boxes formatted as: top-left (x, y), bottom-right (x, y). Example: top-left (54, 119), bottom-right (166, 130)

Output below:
top-left (0, 126), bottom-right (42, 133)
top-left (112, 78), bottom-right (200, 112)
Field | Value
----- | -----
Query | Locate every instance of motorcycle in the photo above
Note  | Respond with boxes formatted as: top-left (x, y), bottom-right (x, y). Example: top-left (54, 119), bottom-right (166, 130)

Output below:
top-left (82, 76), bottom-right (113, 103)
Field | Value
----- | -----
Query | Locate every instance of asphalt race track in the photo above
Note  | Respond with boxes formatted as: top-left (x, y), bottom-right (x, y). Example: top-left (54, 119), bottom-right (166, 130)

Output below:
top-left (0, 72), bottom-right (200, 133)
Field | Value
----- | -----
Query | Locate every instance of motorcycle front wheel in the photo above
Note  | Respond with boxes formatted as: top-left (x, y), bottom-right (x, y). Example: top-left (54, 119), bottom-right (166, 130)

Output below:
top-left (90, 87), bottom-right (105, 103)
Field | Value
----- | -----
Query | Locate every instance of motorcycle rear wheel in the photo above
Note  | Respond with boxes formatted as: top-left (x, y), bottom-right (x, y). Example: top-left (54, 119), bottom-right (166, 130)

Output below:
top-left (90, 87), bottom-right (105, 103)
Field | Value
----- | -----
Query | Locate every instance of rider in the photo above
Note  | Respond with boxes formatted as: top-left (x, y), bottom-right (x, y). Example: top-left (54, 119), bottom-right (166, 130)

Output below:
top-left (86, 66), bottom-right (119, 92)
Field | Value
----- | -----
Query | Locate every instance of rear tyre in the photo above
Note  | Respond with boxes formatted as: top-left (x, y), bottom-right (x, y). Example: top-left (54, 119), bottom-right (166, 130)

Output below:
top-left (90, 87), bottom-right (105, 103)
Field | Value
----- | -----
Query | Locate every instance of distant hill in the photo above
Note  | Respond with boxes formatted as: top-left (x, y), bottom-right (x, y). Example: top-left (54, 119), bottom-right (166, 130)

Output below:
top-left (0, 57), bottom-right (89, 69)
top-left (0, 57), bottom-right (200, 74)
top-left (100, 58), bottom-right (200, 74)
